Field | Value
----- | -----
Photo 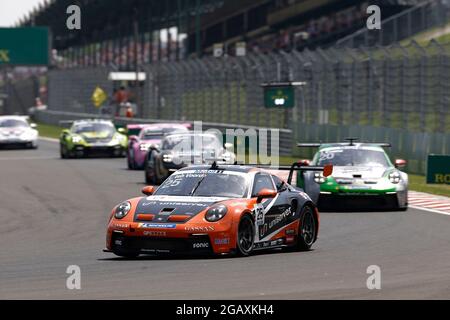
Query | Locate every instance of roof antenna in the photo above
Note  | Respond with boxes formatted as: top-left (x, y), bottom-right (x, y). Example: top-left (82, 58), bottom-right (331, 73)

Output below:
top-left (344, 137), bottom-right (359, 146)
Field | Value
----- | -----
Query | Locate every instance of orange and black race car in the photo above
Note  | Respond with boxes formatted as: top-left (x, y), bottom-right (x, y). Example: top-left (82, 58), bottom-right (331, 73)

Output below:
top-left (104, 162), bottom-right (333, 258)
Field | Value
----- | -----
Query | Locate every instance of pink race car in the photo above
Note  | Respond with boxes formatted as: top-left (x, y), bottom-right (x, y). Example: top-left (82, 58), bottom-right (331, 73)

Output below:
top-left (127, 123), bottom-right (190, 170)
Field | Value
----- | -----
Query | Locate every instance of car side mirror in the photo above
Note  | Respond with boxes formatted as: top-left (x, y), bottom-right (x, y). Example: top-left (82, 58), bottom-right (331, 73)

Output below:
top-left (117, 127), bottom-right (126, 134)
top-left (323, 164), bottom-right (333, 177)
top-left (129, 135), bottom-right (138, 141)
top-left (30, 123), bottom-right (37, 129)
top-left (298, 159), bottom-right (310, 166)
top-left (395, 159), bottom-right (407, 169)
top-left (256, 188), bottom-right (277, 203)
top-left (142, 186), bottom-right (155, 196)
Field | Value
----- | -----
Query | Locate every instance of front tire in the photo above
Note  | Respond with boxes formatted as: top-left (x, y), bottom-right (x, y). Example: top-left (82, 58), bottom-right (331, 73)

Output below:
top-left (127, 148), bottom-right (135, 170)
top-left (236, 214), bottom-right (255, 256)
top-left (145, 151), bottom-right (158, 184)
top-left (60, 143), bottom-right (68, 159)
top-left (296, 206), bottom-right (317, 251)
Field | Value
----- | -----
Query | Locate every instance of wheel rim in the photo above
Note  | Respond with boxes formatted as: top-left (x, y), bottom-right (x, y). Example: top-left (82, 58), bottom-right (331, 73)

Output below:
top-left (238, 217), bottom-right (254, 253)
top-left (301, 208), bottom-right (315, 246)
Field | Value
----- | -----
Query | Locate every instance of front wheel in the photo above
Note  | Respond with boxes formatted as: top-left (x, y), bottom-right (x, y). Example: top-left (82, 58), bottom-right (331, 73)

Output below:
top-left (296, 206), bottom-right (317, 251)
top-left (236, 214), bottom-right (255, 256)
top-left (145, 151), bottom-right (158, 184)
top-left (127, 148), bottom-right (135, 170)
top-left (60, 143), bottom-right (68, 159)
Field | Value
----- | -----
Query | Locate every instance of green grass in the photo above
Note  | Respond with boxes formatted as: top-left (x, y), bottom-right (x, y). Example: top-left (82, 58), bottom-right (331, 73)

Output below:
top-left (36, 122), bottom-right (62, 140)
top-left (409, 174), bottom-right (450, 197)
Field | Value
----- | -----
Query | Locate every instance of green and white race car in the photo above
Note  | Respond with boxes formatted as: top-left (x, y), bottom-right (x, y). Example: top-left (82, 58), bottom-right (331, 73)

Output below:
top-left (60, 119), bottom-right (127, 158)
top-left (297, 139), bottom-right (408, 211)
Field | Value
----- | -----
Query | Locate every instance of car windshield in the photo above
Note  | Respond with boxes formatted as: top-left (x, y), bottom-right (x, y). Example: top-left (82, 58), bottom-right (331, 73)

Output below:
top-left (73, 123), bottom-right (115, 134)
top-left (162, 135), bottom-right (221, 150)
top-left (0, 119), bottom-right (29, 128)
top-left (315, 148), bottom-right (390, 167)
top-left (155, 171), bottom-right (248, 198)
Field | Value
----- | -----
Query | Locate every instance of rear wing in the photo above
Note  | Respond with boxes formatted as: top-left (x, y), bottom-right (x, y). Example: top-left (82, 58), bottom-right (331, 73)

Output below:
top-left (297, 143), bottom-right (322, 148)
top-left (230, 161), bottom-right (333, 185)
top-left (256, 163), bottom-right (333, 185)
top-left (59, 120), bottom-right (75, 128)
top-left (298, 141), bottom-right (391, 148)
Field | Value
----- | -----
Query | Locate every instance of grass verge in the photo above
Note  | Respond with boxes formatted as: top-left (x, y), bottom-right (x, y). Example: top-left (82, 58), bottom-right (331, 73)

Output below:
top-left (36, 122), bottom-right (62, 140)
top-left (409, 174), bottom-right (450, 198)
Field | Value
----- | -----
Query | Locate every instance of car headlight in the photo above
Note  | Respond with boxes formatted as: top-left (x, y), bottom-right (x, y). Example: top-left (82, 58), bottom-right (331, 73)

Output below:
top-left (205, 204), bottom-right (228, 222)
top-left (314, 172), bottom-right (326, 184)
top-left (163, 153), bottom-right (173, 163)
top-left (389, 171), bottom-right (401, 184)
top-left (114, 201), bottom-right (131, 219)
top-left (72, 136), bottom-right (83, 143)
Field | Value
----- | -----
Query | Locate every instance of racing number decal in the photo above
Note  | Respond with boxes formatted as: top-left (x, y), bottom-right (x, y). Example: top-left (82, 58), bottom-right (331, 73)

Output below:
top-left (254, 203), bottom-right (265, 226)
top-left (319, 151), bottom-right (335, 162)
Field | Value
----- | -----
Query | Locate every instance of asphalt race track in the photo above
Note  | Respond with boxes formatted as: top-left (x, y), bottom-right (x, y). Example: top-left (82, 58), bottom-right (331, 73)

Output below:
top-left (1, 139), bottom-right (449, 299)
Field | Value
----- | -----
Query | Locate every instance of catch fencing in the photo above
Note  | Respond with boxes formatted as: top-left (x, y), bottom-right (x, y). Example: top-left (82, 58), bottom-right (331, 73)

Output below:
top-left (337, 0), bottom-right (449, 48)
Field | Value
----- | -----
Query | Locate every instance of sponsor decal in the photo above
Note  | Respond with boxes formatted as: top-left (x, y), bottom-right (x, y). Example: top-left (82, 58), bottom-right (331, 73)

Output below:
top-left (185, 226), bottom-right (215, 232)
top-left (254, 239), bottom-right (284, 249)
top-left (143, 231), bottom-right (166, 237)
top-left (286, 236), bottom-right (295, 243)
top-left (214, 238), bottom-right (230, 245)
top-left (112, 223), bottom-right (129, 229)
top-left (141, 200), bottom-right (210, 207)
top-left (285, 229), bottom-right (295, 235)
top-left (138, 223), bottom-right (176, 229)
top-left (268, 207), bottom-right (291, 229)
top-left (259, 224), bottom-right (268, 238)
top-left (192, 242), bottom-right (209, 249)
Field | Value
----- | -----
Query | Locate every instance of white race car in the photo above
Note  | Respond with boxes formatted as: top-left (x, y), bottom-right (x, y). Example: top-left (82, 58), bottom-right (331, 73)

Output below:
top-left (0, 116), bottom-right (39, 149)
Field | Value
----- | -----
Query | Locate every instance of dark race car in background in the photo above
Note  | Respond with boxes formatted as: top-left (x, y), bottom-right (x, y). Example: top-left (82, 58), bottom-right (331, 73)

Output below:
top-left (105, 162), bottom-right (333, 258)
top-left (297, 139), bottom-right (408, 211)
top-left (127, 123), bottom-right (191, 170)
top-left (144, 132), bottom-right (236, 184)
